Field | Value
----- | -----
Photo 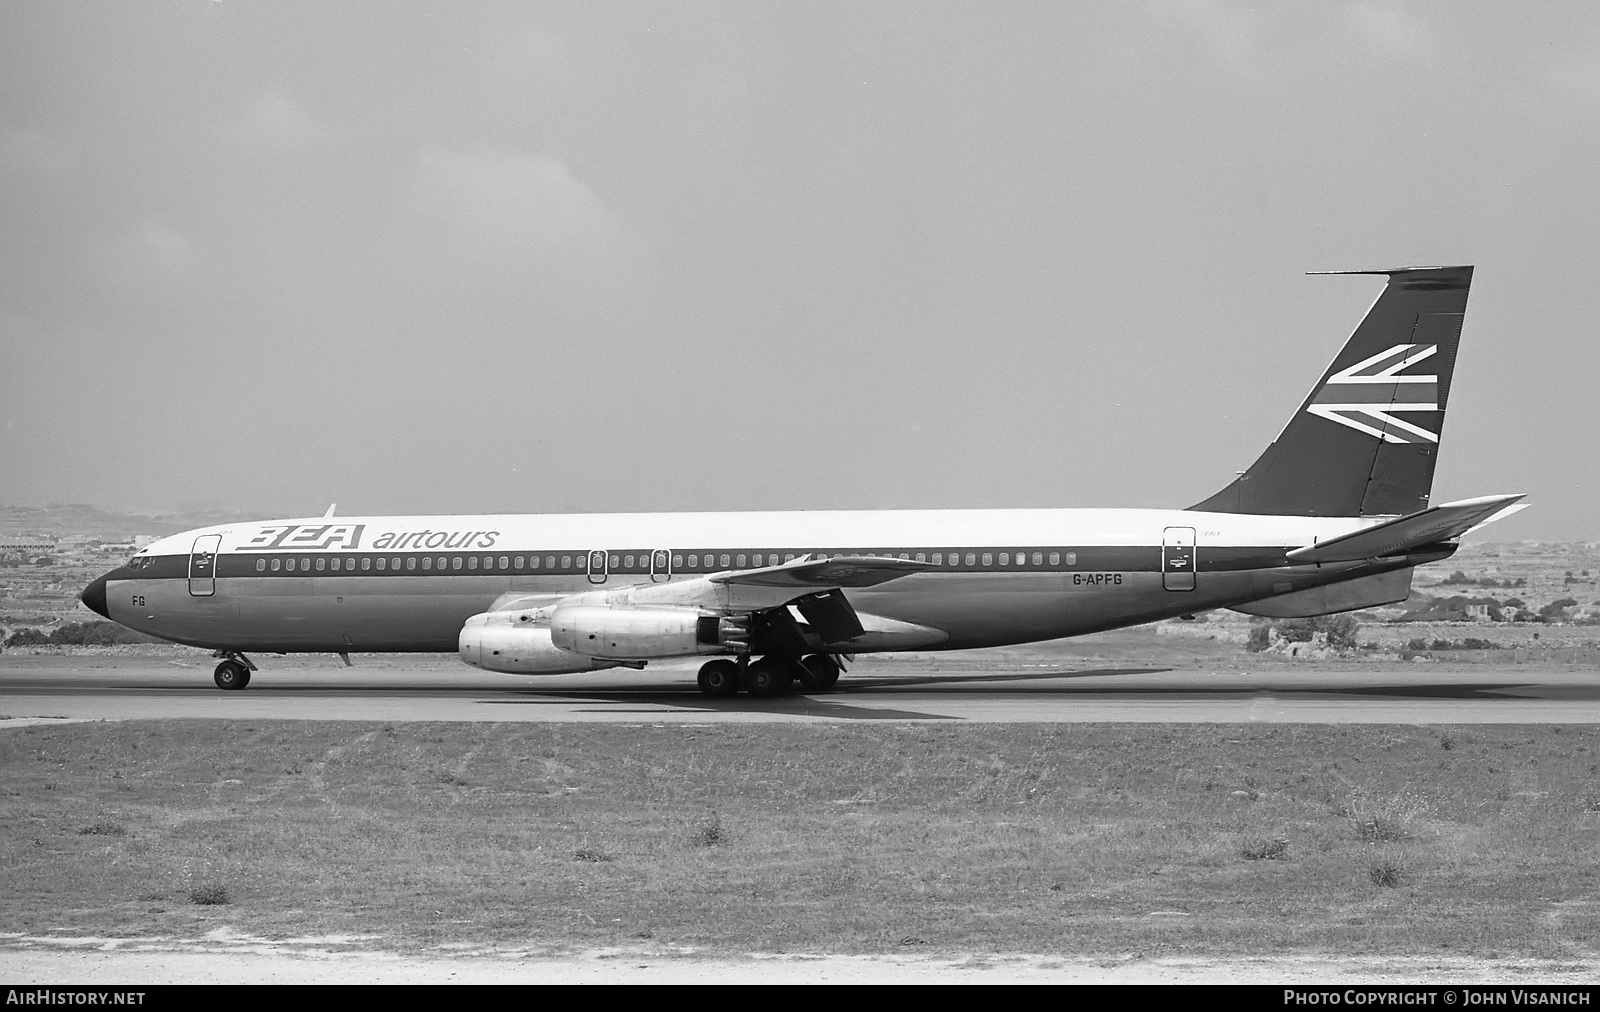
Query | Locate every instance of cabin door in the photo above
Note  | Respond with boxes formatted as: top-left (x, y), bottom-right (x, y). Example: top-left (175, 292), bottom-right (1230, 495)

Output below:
top-left (188, 535), bottom-right (221, 597)
top-left (586, 549), bottom-right (608, 585)
top-left (1162, 527), bottom-right (1196, 592)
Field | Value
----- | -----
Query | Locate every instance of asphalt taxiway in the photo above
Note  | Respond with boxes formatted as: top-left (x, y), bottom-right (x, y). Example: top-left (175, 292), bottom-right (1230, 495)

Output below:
top-left (3, 653), bottom-right (1599, 724)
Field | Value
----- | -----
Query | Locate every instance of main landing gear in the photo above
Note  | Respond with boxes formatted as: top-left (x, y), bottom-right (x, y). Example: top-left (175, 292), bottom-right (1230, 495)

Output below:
top-left (212, 650), bottom-right (257, 691)
top-left (696, 653), bottom-right (843, 698)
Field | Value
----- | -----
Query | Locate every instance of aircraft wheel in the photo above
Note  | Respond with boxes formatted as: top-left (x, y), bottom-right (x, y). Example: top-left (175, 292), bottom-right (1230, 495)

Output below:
top-left (214, 661), bottom-right (251, 691)
top-left (697, 659), bottom-right (741, 697)
top-left (742, 656), bottom-right (794, 698)
top-left (797, 654), bottom-right (840, 692)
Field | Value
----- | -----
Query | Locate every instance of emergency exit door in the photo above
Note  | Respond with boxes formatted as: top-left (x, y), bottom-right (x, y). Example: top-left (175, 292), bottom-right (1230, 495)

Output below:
top-left (1162, 527), bottom-right (1196, 591)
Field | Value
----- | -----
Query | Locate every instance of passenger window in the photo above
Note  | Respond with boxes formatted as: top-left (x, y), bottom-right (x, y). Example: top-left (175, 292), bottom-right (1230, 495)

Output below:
top-left (1065, 552), bottom-right (1077, 566)
top-left (545, 556), bottom-right (555, 569)
top-left (982, 553), bottom-right (993, 566)
top-left (376, 558), bottom-right (386, 571)
top-left (932, 553), bottom-right (942, 565)
top-left (315, 557), bottom-right (326, 571)
top-left (965, 553), bottom-right (976, 565)
top-left (486, 557), bottom-right (495, 569)
top-left (422, 557), bottom-right (432, 570)
top-left (785, 554), bottom-right (795, 563)
top-left (331, 558), bottom-right (341, 571)
top-left (560, 556), bottom-right (571, 569)
top-left (405, 557), bottom-right (415, 570)
top-left (721, 554), bottom-right (731, 567)
top-left (999, 553), bottom-right (1009, 565)
top-left (300, 558), bottom-right (311, 571)
top-left (468, 557), bottom-right (478, 570)
top-left (452, 557), bottom-right (463, 570)
top-left (736, 554), bottom-right (746, 567)
top-left (673, 554), bottom-right (683, 568)
top-left (916, 553), bottom-right (925, 562)
top-left (394, 558), bottom-right (403, 570)
top-left (688, 555), bottom-right (698, 567)
top-left (1032, 552), bottom-right (1042, 566)
top-left (608, 555), bottom-right (619, 568)
top-left (271, 558), bottom-right (281, 572)
top-left (255, 559), bottom-right (266, 572)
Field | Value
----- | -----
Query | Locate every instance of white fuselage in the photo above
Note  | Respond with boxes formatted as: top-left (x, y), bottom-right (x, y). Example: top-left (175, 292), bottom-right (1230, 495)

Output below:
top-left (93, 506), bottom-right (1415, 665)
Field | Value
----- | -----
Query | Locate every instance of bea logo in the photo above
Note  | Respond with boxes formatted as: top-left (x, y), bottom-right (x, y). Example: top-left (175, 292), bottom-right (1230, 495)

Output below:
top-left (236, 524), bottom-right (366, 552)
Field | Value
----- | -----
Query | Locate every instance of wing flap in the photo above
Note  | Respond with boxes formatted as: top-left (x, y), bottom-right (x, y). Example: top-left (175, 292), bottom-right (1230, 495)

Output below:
top-left (1286, 493), bottom-right (1525, 564)
top-left (710, 553), bottom-right (936, 589)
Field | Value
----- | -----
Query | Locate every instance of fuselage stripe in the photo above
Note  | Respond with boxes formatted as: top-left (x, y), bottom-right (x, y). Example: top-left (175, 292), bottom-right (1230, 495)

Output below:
top-left (110, 543), bottom-right (1291, 583)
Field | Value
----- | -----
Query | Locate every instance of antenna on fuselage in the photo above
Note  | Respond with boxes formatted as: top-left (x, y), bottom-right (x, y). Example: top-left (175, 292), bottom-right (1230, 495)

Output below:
top-left (323, 503), bottom-right (337, 518)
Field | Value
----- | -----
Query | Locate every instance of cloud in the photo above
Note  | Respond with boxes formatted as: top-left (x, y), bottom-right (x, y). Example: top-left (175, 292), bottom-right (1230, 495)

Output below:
top-left (0, 129), bottom-right (74, 176)
top-left (138, 224), bottom-right (195, 271)
top-left (226, 86), bottom-right (326, 146)
top-left (89, 223), bottom-right (199, 291)
top-left (1546, 56), bottom-right (1600, 107)
top-left (1152, 0), bottom-right (1264, 73)
top-left (487, 29), bottom-right (572, 92)
top-left (414, 146), bottom-right (614, 246)
top-left (1347, 3), bottom-right (1437, 60)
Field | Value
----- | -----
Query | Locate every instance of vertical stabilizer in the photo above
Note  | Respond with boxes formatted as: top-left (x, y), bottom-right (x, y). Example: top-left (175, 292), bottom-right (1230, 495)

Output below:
top-left (1190, 266), bottom-right (1472, 517)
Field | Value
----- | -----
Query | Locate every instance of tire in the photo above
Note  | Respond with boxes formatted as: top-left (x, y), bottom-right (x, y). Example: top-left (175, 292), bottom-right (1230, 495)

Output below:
top-left (797, 654), bottom-right (841, 692)
top-left (214, 661), bottom-right (250, 691)
top-left (742, 657), bottom-right (794, 698)
top-left (697, 659), bottom-right (740, 697)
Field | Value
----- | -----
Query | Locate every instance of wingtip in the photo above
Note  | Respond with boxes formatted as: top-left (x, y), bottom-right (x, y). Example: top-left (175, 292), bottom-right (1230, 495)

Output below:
top-left (1306, 265), bottom-right (1475, 276)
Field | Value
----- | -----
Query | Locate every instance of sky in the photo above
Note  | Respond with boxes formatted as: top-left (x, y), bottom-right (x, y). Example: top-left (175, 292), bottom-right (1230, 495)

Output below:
top-left (1, 2), bottom-right (1596, 539)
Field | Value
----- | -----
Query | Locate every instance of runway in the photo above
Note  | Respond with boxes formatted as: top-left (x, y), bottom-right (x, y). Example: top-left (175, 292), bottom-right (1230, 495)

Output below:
top-left (3, 652), bottom-right (1599, 724)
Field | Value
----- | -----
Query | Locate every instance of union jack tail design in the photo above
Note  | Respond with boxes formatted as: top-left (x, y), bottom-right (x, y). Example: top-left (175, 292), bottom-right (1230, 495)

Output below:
top-left (1305, 343), bottom-right (1439, 443)
top-left (1190, 265), bottom-right (1473, 517)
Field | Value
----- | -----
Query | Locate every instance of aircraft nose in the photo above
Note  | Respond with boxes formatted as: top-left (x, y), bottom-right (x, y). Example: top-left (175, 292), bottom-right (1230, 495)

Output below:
top-left (80, 574), bottom-right (110, 619)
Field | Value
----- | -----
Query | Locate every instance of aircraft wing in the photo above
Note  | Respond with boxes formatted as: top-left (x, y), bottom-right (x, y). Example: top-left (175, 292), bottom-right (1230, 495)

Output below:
top-left (710, 553), bottom-right (936, 589)
top-left (1286, 493), bottom-right (1526, 564)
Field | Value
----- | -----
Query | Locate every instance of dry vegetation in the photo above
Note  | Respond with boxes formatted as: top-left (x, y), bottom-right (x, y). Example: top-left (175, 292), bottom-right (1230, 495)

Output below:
top-left (3, 720), bottom-right (1598, 959)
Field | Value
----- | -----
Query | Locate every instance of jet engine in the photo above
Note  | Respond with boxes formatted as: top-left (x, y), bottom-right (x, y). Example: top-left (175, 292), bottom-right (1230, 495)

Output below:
top-left (458, 611), bottom-right (621, 674)
top-left (549, 605), bottom-right (708, 660)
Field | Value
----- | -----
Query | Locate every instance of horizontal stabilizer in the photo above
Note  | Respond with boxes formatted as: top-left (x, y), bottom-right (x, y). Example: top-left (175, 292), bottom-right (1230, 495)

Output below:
top-left (711, 553), bottom-right (935, 589)
top-left (1286, 494), bottom-right (1525, 564)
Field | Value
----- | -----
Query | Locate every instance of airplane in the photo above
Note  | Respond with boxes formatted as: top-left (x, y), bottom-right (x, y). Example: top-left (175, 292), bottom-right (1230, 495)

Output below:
top-left (79, 265), bottom-right (1525, 696)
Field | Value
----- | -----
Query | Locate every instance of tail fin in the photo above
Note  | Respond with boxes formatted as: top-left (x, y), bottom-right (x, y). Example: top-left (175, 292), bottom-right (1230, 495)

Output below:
top-left (1190, 265), bottom-right (1473, 517)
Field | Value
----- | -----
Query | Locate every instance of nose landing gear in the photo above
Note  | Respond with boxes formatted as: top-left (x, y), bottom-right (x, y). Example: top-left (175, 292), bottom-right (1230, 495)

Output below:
top-left (212, 650), bottom-right (256, 690)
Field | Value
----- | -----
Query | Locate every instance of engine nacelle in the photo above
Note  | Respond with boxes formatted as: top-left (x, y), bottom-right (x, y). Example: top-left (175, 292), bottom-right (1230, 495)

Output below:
top-left (458, 611), bottom-right (621, 674)
top-left (549, 605), bottom-right (707, 660)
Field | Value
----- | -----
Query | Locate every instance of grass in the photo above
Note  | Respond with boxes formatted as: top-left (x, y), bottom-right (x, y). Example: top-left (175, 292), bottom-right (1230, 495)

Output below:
top-left (1, 721), bottom-right (1598, 959)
